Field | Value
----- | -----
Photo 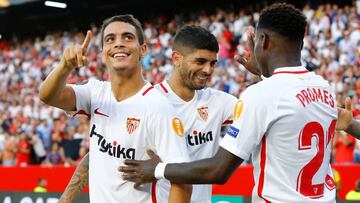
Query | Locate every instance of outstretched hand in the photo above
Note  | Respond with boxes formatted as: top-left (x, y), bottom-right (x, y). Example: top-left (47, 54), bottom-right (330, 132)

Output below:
top-left (119, 149), bottom-right (161, 188)
top-left (62, 30), bottom-right (93, 69)
top-left (336, 97), bottom-right (353, 131)
top-left (235, 27), bottom-right (260, 76)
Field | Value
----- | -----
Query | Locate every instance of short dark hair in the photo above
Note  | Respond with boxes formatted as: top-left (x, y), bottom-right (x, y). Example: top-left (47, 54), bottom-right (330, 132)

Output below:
top-left (100, 14), bottom-right (145, 47)
top-left (173, 25), bottom-right (219, 54)
top-left (257, 3), bottom-right (307, 42)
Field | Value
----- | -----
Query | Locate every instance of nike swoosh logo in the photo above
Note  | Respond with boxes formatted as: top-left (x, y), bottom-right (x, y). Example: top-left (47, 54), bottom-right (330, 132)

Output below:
top-left (94, 108), bottom-right (109, 117)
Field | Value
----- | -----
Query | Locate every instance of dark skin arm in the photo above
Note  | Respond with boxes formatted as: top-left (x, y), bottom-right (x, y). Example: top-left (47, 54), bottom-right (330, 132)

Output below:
top-left (119, 147), bottom-right (243, 186)
top-left (58, 153), bottom-right (89, 203)
top-left (235, 27), bottom-right (261, 76)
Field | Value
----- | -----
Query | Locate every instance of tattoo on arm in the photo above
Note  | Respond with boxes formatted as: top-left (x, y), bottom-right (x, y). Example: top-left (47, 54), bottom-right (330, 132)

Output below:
top-left (58, 153), bottom-right (89, 203)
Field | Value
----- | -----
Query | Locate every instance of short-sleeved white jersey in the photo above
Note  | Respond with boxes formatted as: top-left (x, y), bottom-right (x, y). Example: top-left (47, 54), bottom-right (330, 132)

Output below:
top-left (71, 79), bottom-right (189, 203)
top-left (155, 81), bottom-right (238, 203)
top-left (221, 66), bottom-right (337, 203)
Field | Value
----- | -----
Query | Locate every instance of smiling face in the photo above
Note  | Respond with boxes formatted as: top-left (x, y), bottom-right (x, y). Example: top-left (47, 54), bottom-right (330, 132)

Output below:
top-left (101, 21), bottom-right (146, 75)
top-left (174, 49), bottom-right (217, 90)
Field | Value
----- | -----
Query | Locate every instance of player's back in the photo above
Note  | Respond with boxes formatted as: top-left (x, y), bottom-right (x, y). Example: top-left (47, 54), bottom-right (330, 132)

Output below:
top-left (250, 67), bottom-right (337, 202)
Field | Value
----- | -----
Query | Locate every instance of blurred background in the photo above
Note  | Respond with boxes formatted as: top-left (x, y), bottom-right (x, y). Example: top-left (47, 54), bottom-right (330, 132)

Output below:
top-left (1, 0), bottom-right (360, 202)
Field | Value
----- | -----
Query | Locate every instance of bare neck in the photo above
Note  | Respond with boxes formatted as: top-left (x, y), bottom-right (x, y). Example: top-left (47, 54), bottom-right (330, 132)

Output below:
top-left (268, 52), bottom-right (302, 76)
top-left (110, 69), bottom-right (146, 102)
top-left (167, 74), bottom-right (195, 102)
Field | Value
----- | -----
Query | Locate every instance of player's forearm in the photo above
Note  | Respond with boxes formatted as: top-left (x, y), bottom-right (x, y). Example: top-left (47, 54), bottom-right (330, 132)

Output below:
top-left (58, 153), bottom-right (89, 203)
top-left (165, 158), bottom-right (227, 184)
top-left (39, 60), bottom-right (72, 104)
top-left (165, 148), bottom-right (242, 184)
top-left (168, 184), bottom-right (192, 203)
top-left (345, 119), bottom-right (360, 139)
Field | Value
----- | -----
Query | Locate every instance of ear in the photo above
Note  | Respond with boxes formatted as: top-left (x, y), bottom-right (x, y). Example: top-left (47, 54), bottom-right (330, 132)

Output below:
top-left (140, 43), bottom-right (147, 58)
top-left (172, 51), bottom-right (183, 67)
top-left (261, 32), bottom-right (270, 50)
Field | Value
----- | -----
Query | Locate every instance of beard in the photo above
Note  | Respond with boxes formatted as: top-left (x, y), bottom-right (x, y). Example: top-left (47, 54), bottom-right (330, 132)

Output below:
top-left (179, 67), bottom-right (207, 90)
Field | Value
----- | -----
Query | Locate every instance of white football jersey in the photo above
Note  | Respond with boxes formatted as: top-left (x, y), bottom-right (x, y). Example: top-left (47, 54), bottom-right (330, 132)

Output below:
top-left (71, 79), bottom-right (189, 203)
top-left (155, 81), bottom-right (238, 203)
top-left (221, 66), bottom-right (337, 203)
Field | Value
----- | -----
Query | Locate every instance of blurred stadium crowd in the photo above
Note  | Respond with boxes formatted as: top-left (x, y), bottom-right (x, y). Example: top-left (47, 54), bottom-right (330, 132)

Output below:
top-left (0, 2), bottom-right (360, 167)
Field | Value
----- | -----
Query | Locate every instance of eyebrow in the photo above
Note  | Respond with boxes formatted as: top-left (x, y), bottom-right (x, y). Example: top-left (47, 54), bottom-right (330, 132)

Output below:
top-left (194, 57), bottom-right (218, 64)
top-left (103, 32), bottom-right (136, 39)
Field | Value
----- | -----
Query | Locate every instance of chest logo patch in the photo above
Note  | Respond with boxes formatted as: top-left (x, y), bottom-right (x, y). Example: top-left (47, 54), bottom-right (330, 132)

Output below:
top-left (233, 100), bottom-right (244, 121)
top-left (197, 106), bottom-right (208, 122)
top-left (127, 118), bottom-right (140, 135)
top-left (172, 118), bottom-right (184, 137)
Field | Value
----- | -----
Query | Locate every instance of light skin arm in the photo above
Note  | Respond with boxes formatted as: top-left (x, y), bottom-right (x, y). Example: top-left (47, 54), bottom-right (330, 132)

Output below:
top-left (120, 147), bottom-right (243, 185)
top-left (168, 183), bottom-right (192, 203)
top-left (39, 31), bottom-right (92, 111)
top-left (336, 97), bottom-right (360, 139)
top-left (58, 153), bottom-right (89, 203)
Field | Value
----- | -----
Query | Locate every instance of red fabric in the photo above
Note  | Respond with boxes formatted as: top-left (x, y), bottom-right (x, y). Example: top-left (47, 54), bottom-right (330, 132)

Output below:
top-left (334, 134), bottom-right (355, 163)
top-left (16, 140), bottom-right (30, 166)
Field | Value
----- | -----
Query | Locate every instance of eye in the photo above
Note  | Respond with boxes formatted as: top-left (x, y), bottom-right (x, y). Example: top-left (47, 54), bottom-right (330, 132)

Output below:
top-left (124, 35), bottom-right (134, 41)
top-left (105, 37), bottom-right (114, 43)
top-left (210, 61), bottom-right (218, 67)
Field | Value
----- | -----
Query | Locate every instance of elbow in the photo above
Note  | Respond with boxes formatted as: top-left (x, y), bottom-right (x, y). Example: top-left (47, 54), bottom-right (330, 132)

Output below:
top-left (184, 184), bottom-right (192, 194)
top-left (39, 83), bottom-right (50, 104)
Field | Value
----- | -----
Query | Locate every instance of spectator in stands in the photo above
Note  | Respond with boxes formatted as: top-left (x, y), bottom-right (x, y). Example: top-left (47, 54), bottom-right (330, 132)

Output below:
top-left (44, 142), bottom-right (64, 166)
top-left (0, 1), bottom-right (360, 166)
top-left (16, 132), bottom-right (31, 166)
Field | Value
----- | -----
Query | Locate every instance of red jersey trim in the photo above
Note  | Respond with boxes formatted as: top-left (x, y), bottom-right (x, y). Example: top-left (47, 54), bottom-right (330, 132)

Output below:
top-left (272, 70), bottom-right (309, 75)
top-left (152, 181), bottom-right (157, 203)
top-left (142, 86), bottom-right (154, 96)
top-left (258, 135), bottom-right (271, 203)
top-left (72, 110), bottom-right (90, 119)
top-left (159, 82), bottom-right (168, 94)
top-left (222, 120), bottom-right (233, 124)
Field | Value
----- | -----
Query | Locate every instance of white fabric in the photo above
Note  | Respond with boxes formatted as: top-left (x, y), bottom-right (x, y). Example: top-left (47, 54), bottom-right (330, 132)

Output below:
top-left (221, 66), bottom-right (337, 203)
top-left (71, 79), bottom-right (189, 203)
top-left (155, 81), bottom-right (238, 203)
top-left (154, 163), bottom-right (167, 179)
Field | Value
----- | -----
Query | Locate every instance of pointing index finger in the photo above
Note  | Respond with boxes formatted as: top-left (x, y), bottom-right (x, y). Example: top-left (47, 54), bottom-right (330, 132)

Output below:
top-left (81, 30), bottom-right (93, 55)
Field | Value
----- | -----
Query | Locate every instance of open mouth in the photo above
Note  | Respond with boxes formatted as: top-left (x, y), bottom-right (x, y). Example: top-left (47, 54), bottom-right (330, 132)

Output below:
top-left (196, 75), bottom-right (209, 81)
top-left (112, 52), bottom-right (130, 60)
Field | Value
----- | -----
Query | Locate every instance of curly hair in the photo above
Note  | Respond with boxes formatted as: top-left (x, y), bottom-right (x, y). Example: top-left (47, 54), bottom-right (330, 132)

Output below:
top-left (257, 3), bottom-right (307, 42)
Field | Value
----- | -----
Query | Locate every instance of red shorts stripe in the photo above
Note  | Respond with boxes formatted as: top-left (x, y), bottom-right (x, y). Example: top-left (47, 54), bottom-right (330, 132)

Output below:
top-left (152, 181), bottom-right (157, 203)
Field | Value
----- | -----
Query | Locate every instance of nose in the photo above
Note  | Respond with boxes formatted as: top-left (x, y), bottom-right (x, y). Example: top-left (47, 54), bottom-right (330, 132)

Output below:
top-left (202, 63), bottom-right (214, 75)
top-left (113, 37), bottom-right (125, 48)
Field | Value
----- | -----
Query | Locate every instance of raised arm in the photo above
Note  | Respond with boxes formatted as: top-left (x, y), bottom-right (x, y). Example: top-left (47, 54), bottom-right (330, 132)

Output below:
top-left (336, 97), bottom-right (360, 139)
top-left (58, 153), bottom-right (89, 203)
top-left (39, 31), bottom-right (92, 111)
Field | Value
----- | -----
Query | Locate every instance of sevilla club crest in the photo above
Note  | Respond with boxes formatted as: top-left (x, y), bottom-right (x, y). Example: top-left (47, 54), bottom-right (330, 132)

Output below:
top-left (127, 118), bottom-right (140, 135)
top-left (197, 106), bottom-right (208, 122)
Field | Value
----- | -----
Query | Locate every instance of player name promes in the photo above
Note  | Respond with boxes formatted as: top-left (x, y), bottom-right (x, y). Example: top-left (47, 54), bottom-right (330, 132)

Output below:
top-left (296, 88), bottom-right (335, 108)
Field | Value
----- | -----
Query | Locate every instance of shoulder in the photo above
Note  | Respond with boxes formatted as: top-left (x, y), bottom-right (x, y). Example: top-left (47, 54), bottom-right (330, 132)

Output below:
top-left (198, 88), bottom-right (237, 100)
top-left (142, 87), bottom-right (174, 112)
